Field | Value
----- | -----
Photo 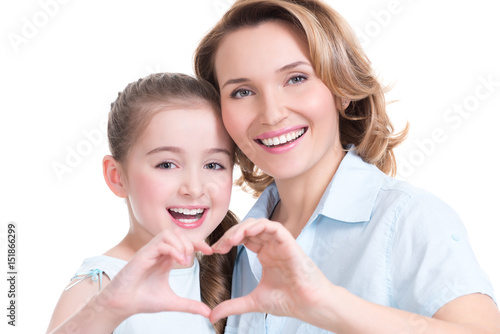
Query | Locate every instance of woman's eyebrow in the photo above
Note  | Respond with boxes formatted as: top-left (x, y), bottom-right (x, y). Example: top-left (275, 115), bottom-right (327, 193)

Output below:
top-left (221, 61), bottom-right (311, 89)
top-left (221, 77), bottom-right (249, 89)
top-left (276, 61), bottom-right (310, 73)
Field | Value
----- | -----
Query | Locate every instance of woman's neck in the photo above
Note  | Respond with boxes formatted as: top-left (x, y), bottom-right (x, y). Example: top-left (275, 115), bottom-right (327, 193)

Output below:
top-left (272, 147), bottom-right (346, 239)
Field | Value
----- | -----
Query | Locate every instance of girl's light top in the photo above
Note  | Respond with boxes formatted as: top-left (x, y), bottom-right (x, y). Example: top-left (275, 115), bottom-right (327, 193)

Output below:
top-left (69, 255), bottom-right (215, 334)
top-left (226, 149), bottom-right (496, 334)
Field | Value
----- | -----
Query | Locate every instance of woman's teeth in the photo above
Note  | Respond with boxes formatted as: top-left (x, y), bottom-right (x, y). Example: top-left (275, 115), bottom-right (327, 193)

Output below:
top-left (260, 128), bottom-right (305, 147)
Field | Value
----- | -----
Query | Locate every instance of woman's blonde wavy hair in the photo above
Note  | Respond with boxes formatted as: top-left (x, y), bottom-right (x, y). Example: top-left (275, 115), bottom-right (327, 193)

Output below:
top-left (194, 0), bottom-right (408, 197)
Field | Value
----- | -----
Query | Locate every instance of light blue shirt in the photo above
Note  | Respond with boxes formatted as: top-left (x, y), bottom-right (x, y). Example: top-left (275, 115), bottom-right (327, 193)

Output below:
top-left (225, 149), bottom-right (496, 334)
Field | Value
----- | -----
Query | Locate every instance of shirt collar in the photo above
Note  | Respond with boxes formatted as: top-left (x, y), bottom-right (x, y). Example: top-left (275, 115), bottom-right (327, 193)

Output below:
top-left (244, 148), bottom-right (386, 224)
top-left (319, 149), bottom-right (385, 223)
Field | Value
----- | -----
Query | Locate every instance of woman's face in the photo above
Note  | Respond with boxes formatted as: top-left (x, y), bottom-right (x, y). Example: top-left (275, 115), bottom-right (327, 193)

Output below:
top-left (215, 20), bottom-right (344, 182)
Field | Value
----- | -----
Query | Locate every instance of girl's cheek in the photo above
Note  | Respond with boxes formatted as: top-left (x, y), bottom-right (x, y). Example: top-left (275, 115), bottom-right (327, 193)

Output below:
top-left (135, 171), bottom-right (170, 199)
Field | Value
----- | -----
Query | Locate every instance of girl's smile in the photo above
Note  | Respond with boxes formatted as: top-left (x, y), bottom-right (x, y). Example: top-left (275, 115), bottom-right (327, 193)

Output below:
top-left (167, 206), bottom-right (208, 229)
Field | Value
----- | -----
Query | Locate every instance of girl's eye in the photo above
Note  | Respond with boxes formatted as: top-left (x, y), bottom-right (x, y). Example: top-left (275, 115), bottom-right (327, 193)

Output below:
top-left (230, 89), bottom-right (254, 99)
top-left (287, 75), bottom-right (307, 85)
top-left (157, 162), bottom-right (177, 169)
top-left (204, 162), bottom-right (224, 170)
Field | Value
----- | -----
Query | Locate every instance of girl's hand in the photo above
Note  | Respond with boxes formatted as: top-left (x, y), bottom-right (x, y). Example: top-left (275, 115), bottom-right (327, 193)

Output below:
top-left (103, 230), bottom-right (213, 319)
top-left (209, 218), bottom-right (333, 325)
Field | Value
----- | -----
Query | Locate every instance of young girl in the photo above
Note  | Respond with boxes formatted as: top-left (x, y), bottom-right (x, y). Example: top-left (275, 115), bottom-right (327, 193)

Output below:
top-left (47, 73), bottom-right (237, 334)
top-left (194, 0), bottom-right (500, 333)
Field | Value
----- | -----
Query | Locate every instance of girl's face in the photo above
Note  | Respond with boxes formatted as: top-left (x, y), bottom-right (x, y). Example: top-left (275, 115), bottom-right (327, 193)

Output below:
top-left (215, 21), bottom-right (344, 181)
top-left (122, 105), bottom-right (234, 243)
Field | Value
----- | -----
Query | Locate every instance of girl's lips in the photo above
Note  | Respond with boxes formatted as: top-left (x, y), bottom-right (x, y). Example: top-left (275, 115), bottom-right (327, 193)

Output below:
top-left (167, 207), bottom-right (208, 229)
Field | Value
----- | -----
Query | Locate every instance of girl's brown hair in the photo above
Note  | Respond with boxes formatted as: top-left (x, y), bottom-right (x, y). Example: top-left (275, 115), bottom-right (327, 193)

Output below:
top-left (108, 73), bottom-right (237, 333)
top-left (194, 0), bottom-right (408, 196)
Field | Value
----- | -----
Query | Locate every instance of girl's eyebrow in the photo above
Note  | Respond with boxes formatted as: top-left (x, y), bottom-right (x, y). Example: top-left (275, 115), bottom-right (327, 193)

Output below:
top-left (146, 146), bottom-right (183, 155)
top-left (147, 146), bottom-right (231, 157)
top-left (221, 61), bottom-right (311, 89)
top-left (205, 148), bottom-right (232, 157)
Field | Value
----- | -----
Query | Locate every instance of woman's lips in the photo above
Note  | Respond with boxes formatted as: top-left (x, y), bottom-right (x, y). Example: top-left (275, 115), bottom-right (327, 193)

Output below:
top-left (254, 126), bottom-right (307, 153)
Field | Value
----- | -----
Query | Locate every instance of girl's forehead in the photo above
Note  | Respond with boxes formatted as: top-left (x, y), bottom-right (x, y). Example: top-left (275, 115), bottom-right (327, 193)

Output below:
top-left (138, 107), bottom-right (232, 152)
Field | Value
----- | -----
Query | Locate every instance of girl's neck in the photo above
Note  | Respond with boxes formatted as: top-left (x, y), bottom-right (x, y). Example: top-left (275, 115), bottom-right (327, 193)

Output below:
top-left (104, 221), bottom-right (151, 262)
top-left (271, 147), bottom-right (345, 239)
top-left (105, 216), bottom-right (196, 269)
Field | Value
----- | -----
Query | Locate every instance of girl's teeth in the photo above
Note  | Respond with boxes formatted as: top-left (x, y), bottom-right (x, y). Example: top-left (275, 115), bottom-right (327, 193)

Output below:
top-left (178, 218), bottom-right (197, 223)
top-left (170, 208), bottom-right (204, 215)
top-left (260, 128), bottom-right (305, 147)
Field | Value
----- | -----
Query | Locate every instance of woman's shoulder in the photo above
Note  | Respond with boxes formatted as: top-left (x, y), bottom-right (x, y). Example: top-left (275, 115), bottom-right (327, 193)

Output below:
top-left (382, 177), bottom-right (457, 213)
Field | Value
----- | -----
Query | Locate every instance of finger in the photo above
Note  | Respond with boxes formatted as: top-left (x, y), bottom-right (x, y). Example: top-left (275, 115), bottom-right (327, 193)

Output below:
top-left (156, 230), bottom-right (194, 266)
top-left (212, 219), bottom-right (261, 253)
top-left (169, 296), bottom-right (212, 318)
top-left (244, 219), bottom-right (284, 238)
top-left (153, 243), bottom-right (187, 269)
top-left (171, 230), bottom-right (194, 264)
top-left (211, 222), bottom-right (243, 251)
top-left (130, 236), bottom-right (183, 270)
top-left (214, 219), bottom-right (282, 254)
top-left (154, 230), bottom-right (185, 255)
top-left (193, 240), bottom-right (213, 255)
top-left (209, 296), bottom-right (257, 324)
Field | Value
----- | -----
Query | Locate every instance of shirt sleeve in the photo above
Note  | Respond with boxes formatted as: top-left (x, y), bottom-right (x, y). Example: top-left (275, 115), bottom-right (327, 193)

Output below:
top-left (389, 186), bottom-right (496, 317)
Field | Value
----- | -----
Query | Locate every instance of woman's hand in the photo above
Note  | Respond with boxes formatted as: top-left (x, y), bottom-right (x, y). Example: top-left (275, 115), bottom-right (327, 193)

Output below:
top-left (209, 218), bottom-right (333, 325)
top-left (209, 219), bottom-right (500, 334)
top-left (102, 230), bottom-right (213, 319)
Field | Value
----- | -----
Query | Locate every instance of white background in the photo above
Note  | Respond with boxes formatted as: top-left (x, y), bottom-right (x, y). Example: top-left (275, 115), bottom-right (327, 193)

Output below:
top-left (1, 0), bottom-right (499, 332)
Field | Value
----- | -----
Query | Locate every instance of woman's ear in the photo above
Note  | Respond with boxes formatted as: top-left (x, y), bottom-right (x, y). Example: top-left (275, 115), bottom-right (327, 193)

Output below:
top-left (103, 155), bottom-right (128, 198)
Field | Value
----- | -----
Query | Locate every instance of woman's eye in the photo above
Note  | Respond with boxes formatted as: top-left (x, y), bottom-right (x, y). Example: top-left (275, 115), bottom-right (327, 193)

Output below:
top-left (287, 75), bottom-right (307, 85)
top-left (204, 162), bottom-right (224, 170)
top-left (157, 162), bottom-right (176, 169)
top-left (230, 89), bottom-right (254, 99)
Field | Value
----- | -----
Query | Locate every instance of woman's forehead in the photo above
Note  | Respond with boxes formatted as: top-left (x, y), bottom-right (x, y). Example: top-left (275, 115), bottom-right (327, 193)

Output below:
top-left (214, 21), bottom-right (311, 82)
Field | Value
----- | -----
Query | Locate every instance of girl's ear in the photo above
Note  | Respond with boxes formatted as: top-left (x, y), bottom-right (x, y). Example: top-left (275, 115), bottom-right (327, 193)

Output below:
top-left (103, 155), bottom-right (128, 198)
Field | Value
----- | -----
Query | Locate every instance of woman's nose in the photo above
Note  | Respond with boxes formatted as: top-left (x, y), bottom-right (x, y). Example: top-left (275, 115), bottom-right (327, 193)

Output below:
top-left (258, 91), bottom-right (289, 126)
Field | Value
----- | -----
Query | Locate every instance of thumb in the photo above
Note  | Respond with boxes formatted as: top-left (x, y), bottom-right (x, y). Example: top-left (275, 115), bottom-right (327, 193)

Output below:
top-left (171, 296), bottom-right (212, 318)
top-left (209, 296), bottom-right (256, 324)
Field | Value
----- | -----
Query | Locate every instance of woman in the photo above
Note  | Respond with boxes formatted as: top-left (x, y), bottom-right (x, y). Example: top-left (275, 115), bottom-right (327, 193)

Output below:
top-left (194, 0), bottom-right (500, 333)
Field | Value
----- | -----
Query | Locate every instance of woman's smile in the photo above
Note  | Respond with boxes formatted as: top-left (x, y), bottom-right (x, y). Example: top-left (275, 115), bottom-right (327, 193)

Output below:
top-left (254, 126), bottom-right (307, 148)
top-left (215, 20), bottom-right (344, 180)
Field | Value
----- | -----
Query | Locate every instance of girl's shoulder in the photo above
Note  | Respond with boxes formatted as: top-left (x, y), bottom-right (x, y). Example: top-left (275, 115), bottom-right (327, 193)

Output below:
top-left (47, 255), bottom-right (120, 331)
top-left (75, 255), bottom-right (128, 281)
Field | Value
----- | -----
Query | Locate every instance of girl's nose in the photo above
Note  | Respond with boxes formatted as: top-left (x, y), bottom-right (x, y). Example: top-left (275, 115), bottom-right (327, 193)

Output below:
top-left (179, 170), bottom-right (204, 198)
